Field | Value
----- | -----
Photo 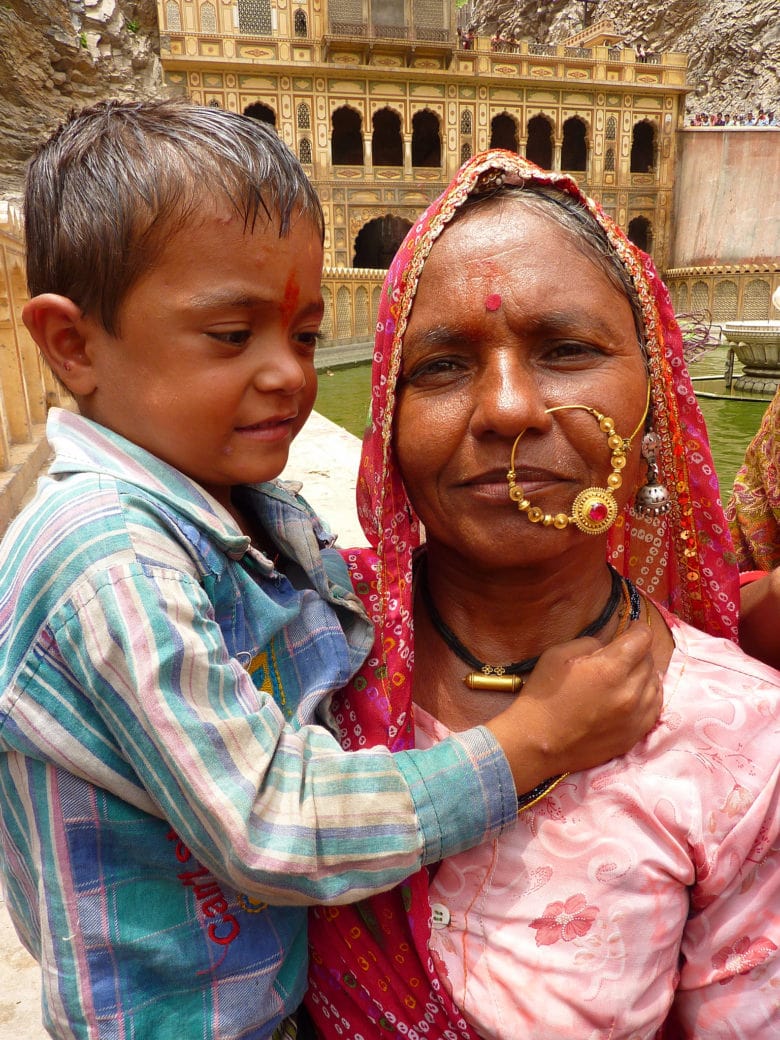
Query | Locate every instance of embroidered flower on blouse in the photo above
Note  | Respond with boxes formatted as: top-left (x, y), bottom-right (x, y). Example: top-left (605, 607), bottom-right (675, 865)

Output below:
top-left (722, 784), bottom-right (753, 818)
top-left (712, 936), bottom-right (778, 984)
top-left (530, 894), bottom-right (599, 947)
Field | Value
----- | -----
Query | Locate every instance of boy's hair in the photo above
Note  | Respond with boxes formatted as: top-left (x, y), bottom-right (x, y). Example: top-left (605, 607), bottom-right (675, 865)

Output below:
top-left (24, 98), bottom-right (325, 334)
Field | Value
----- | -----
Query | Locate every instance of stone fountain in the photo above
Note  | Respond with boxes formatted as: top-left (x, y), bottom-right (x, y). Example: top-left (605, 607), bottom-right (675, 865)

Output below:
top-left (722, 287), bottom-right (780, 395)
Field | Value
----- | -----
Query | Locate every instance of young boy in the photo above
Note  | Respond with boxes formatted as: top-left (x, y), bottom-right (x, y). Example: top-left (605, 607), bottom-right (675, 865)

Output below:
top-left (0, 99), bottom-right (658, 1039)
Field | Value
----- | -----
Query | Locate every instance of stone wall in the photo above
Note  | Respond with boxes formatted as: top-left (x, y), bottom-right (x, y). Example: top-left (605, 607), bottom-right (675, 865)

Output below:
top-left (671, 128), bottom-right (779, 266)
top-left (662, 127), bottom-right (780, 322)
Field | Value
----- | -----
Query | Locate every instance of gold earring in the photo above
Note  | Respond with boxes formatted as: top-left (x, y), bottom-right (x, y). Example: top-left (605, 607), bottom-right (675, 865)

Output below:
top-left (633, 430), bottom-right (672, 518)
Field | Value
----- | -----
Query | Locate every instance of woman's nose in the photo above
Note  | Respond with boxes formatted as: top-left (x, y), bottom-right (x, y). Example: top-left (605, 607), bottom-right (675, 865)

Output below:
top-left (470, 352), bottom-right (552, 439)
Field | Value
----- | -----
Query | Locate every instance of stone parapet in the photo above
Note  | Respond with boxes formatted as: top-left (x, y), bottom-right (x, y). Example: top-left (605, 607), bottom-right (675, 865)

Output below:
top-left (665, 264), bottom-right (780, 324)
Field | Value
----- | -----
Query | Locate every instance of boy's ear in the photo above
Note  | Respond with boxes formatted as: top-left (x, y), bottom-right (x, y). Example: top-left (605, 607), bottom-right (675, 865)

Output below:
top-left (22, 294), bottom-right (98, 396)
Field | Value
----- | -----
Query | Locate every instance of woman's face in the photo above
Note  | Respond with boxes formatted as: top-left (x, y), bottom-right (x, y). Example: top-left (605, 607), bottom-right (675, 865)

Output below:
top-left (394, 200), bottom-right (648, 568)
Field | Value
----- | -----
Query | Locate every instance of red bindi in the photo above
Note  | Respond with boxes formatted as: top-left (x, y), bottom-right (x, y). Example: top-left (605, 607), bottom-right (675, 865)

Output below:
top-left (484, 293), bottom-right (502, 312)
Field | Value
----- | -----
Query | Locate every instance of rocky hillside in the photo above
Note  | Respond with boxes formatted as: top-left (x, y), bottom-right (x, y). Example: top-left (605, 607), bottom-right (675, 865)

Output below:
top-left (0, 0), bottom-right (164, 202)
top-left (468, 0), bottom-right (779, 117)
top-left (0, 0), bottom-right (776, 202)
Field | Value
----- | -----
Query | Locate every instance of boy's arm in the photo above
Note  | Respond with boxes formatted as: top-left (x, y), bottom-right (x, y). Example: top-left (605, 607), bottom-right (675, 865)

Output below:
top-left (47, 569), bottom-right (657, 906)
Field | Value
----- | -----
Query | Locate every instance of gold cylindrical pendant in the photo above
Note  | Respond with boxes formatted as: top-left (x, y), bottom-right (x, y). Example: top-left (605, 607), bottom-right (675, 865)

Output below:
top-left (465, 672), bottom-right (524, 692)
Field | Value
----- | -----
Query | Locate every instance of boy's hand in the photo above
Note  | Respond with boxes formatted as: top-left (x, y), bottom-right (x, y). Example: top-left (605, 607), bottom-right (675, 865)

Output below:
top-left (487, 624), bottom-right (661, 795)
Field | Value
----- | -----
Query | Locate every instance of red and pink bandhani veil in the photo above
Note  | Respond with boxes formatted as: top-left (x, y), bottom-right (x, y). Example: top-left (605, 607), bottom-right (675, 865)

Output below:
top-left (305, 152), bottom-right (739, 1037)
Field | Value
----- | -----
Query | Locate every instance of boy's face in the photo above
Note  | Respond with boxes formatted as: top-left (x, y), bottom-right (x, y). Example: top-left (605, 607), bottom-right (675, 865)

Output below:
top-left (79, 205), bottom-right (324, 511)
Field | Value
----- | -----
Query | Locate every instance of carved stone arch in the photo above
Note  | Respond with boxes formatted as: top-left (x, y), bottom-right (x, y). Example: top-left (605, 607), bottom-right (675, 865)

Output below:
top-left (166, 0), bottom-right (181, 30)
top-left (320, 285), bottom-right (334, 338)
top-left (526, 113), bottom-right (554, 170)
top-left (372, 107), bottom-right (403, 168)
top-left (630, 119), bottom-right (657, 173)
top-left (489, 111), bottom-right (519, 153)
top-left (331, 104), bottom-right (363, 166)
top-left (297, 102), bottom-right (311, 129)
top-left (200, 1), bottom-right (217, 33)
top-left (336, 285), bottom-right (352, 339)
top-left (355, 285), bottom-right (370, 337)
top-left (353, 213), bottom-right (413, 268)
top-left (691, 280), bottom-right (710, 314)
top-left (743, 279), bottom-right (770, 319)
top-left (561, 115), bottom-right (588, 171)
top-left (244, 102), bottom-right (276, 127)
top-left (627, 214), bottom-right (653, 253)
top-left (712, 279), bottom-right (738, 322)
top-left (411, 107), bottom-right (441, 167)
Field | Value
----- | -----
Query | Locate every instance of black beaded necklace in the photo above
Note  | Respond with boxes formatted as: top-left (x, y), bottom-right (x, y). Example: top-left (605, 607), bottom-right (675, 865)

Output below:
top-left (418, 558), bottom-right (635, 693)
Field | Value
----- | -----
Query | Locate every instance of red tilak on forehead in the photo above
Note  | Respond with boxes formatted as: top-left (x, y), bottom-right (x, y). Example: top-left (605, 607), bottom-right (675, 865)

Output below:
top-left (485, 293), bottom-right (502, 312)
top-left (281, 274), bottom-right (300, 325)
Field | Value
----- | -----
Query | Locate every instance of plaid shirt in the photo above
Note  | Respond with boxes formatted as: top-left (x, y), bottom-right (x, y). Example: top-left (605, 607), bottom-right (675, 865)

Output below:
top-left (0, 409), bottom-right (515, 1039)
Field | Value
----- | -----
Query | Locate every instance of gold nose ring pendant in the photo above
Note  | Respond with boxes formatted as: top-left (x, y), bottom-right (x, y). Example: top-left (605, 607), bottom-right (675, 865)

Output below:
top-left (506, 382), bottom-right (651, 536)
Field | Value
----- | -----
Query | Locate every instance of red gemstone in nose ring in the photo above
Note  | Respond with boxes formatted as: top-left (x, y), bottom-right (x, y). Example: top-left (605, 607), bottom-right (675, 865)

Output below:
top-left (589, 502), bottom-right (609, 523)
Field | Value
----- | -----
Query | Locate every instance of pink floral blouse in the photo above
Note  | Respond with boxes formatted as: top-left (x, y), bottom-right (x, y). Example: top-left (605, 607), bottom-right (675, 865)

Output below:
top-left (417, 614), bottom-right (780, 1039)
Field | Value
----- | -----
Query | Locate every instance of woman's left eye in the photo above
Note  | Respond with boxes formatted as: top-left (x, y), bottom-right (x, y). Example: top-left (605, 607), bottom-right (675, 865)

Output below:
top-left (545, 340), bottom-right (601, 361)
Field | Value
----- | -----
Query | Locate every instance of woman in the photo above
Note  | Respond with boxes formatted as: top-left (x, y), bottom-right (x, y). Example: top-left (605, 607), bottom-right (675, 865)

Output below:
top-left (726, 387), bottom-right (780, 668)
top-left (305, 152), bottom-right (780, 1038)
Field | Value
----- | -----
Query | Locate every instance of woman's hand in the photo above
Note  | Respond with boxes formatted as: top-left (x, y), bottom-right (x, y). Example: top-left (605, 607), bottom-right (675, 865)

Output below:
top-left (739, 570), bottom-right (780, 669)
top-left (486, 624), bottom-right (661, 793)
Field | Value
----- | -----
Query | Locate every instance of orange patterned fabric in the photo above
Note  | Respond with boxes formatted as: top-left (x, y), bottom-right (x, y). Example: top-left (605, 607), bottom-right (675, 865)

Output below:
top-left (726, 386), bottom-right (780, 571)
top-left (305, 151), bottom-right (740, 1037)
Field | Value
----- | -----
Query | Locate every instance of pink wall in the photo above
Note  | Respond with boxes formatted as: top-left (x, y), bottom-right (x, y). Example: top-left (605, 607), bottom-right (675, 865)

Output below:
top-left (671, 129), bottom-right (780, 267)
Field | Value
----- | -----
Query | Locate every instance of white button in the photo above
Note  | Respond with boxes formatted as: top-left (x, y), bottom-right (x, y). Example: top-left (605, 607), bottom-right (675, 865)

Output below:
top-left (431, 903), bottom-right (451, 929)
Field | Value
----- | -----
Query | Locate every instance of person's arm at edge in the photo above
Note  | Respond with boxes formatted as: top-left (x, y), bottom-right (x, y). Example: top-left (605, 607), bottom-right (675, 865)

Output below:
top-left (738, 569), bottom-right (780, 670)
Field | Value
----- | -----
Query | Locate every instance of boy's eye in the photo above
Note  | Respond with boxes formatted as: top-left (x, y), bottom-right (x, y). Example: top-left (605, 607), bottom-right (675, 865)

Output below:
top-left (294, 331), bottom-right (321, 351)
top-left (214, 328), bottom-right (250, 345)
top-left (209, 328), bottom-right (250, 346)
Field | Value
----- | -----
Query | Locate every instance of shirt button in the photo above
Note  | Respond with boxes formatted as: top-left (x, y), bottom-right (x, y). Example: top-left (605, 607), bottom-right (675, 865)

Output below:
top-left (431, 903), bottom-right (451, 929)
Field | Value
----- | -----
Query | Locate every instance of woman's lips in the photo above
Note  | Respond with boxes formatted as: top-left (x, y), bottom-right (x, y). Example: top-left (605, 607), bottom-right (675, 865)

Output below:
top-left (463, 467), bottom-right (572, 500)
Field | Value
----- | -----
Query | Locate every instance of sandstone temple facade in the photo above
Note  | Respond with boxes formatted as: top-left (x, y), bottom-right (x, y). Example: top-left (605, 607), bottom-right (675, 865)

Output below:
top-left (156, 1), bottom-right (687, 274)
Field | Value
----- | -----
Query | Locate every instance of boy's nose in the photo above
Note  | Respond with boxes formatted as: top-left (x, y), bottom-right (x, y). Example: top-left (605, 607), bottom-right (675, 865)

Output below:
top-left (253, 343), bottom-right (307, 395)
